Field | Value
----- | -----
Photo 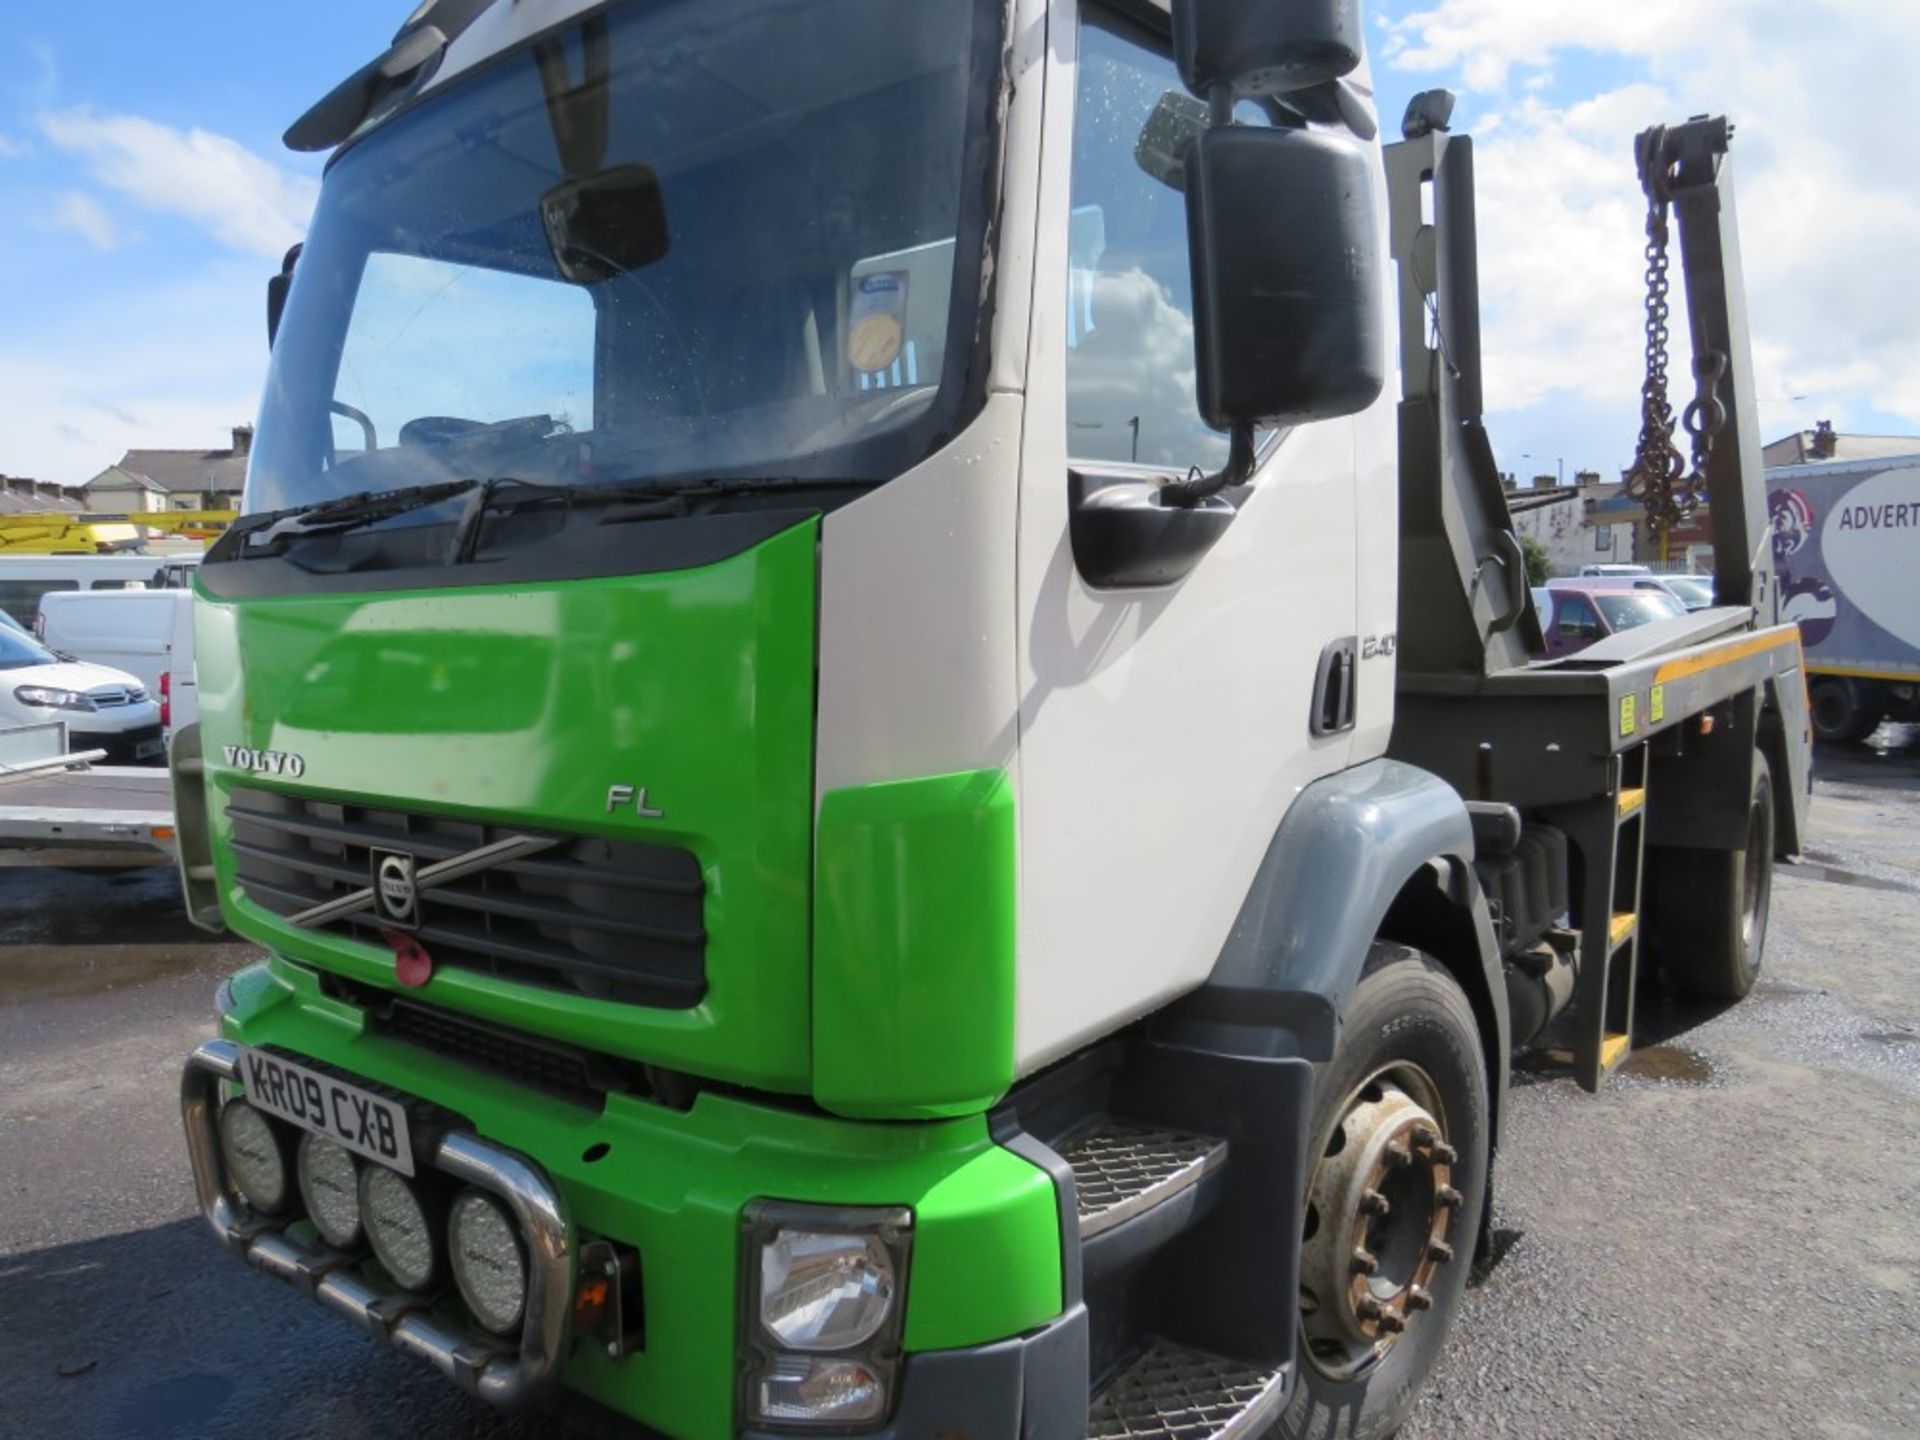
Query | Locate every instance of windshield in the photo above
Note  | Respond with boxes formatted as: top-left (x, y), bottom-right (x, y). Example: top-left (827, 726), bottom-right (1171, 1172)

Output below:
top-left (1595, 592), bottom-right (1686, 630)
top-left (248, 0), bottom-right (1001, 518)
top-left (1662, 576), bottom-right (1715, 608)
top-left (0, 627), bottom-right (56, 670)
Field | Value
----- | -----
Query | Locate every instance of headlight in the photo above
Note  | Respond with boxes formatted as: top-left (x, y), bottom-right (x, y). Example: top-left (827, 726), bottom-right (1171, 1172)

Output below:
top-left (759, 1230), bottom-right (898, 1351)
top-left (217, 1100), bottom-right (294, 1214)
top-left (448, 1190), bottom-right (528, 1336)
top-left (12, 685), bottom-right (95, 712)
top-left (296, 1134), bottom-right (362, 1248)
top-left (743, 1203), bottom-right (912, 1428)
top-left (359, 1166), bottom-right (445, 1291)
top-left (127, 685), bottom-right (149, 703)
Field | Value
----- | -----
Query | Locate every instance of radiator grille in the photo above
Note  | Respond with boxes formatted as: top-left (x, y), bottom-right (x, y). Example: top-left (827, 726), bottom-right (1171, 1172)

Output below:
top-left (227, 785), bottom-right (706, 1008)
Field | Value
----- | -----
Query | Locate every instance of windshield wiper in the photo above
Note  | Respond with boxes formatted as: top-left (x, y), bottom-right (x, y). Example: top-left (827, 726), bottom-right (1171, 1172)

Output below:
top-left (448, 476), bottom-right (873, 562)
top-left (244, 479), bottom-right (483, 554)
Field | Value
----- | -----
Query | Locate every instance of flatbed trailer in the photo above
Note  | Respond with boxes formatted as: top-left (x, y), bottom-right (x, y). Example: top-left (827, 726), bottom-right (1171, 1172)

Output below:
top-left (0, 764), bottom-right (177, 855)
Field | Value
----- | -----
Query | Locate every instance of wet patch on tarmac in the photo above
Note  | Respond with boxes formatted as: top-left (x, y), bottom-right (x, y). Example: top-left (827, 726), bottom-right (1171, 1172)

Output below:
top-left (0, 856), bottom-right (211, 949)
top-left (1616, 1043), bottom-right (1716, 1085)
top-left (0, 944), bottom-right (244, 1002)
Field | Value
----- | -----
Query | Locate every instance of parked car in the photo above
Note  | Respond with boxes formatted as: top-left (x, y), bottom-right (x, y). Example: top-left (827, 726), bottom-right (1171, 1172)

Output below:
top-left (0, 622), bottom-right (165, 763)
top-left (1577, 562), bottom-right (1652, 577)
top-left (36, 589), bottom-right (198, 734)
top-left (1540, 579), bottom-right (1688, 658)
top-left (1635, 573), bottom-right (1716, 611)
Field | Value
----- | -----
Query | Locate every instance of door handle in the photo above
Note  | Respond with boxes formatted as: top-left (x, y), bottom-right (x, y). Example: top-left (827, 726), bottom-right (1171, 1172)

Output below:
top-left (1310, 637), bottom-right (1358, 737)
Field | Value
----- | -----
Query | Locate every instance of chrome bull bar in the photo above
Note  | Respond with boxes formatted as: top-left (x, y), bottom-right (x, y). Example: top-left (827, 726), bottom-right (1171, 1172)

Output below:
top-left (180, 1037), bottom-right (576, 1406)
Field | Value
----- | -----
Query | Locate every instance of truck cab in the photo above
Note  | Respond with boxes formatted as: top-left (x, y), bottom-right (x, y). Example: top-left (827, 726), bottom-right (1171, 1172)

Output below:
top-left (173, 3), bottom-right (1810, 1437)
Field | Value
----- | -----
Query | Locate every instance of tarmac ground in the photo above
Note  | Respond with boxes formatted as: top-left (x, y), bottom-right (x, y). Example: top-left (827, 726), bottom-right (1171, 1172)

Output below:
top-left (2, 732), bottom-right (1917, 1439)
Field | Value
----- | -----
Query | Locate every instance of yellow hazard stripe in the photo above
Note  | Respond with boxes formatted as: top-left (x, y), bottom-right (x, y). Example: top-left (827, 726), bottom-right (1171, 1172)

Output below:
top-left (1652, 628), bottom-right (1800, 686)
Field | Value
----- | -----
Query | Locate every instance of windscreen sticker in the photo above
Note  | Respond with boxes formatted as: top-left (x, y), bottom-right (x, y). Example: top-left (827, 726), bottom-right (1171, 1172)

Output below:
top-left (848, 271), bottom-right (908, 375)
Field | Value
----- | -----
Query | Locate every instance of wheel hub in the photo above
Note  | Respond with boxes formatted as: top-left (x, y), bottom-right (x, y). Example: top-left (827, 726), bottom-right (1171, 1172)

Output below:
top-left (1299, 1073), bottom-right (1461, 1380)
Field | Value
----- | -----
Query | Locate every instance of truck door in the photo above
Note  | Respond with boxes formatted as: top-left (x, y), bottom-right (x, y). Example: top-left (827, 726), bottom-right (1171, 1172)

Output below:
top-left (1011, 0), bottom-right (1370, 1072)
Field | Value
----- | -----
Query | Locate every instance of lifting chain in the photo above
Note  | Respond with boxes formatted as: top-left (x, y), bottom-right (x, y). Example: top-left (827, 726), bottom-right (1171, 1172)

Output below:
top-left (1624, 127), bottom-right (1728, 546)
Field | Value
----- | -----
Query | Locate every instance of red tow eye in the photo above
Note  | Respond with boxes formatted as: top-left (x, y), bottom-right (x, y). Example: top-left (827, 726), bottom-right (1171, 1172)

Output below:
top-left (385, 929), bottom-right (434, 988)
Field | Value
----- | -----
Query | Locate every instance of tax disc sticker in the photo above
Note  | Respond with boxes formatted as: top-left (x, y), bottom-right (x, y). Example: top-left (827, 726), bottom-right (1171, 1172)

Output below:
top-left (848, 271), bottom-right (907, 372)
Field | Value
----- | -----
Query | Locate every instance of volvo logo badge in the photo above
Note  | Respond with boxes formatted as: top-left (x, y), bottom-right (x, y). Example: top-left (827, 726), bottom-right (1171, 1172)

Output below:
top-left (370, 849), bottom-right (420, 930)
top-left (222, 744), bottom-right (307, 778)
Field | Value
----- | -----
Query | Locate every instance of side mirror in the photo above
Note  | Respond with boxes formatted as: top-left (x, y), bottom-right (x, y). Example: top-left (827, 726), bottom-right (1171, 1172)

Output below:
top-left (1174, 0), bottom-right (1362, 101)
top-left (1186, 125), bottom-right (1385, 434)
top-left (266, 243), bottom-right (301, 350)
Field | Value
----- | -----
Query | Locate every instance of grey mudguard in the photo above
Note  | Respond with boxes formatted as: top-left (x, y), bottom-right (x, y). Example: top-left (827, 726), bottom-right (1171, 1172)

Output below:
top-left (1159, 758), bottom-right (1505, 1069)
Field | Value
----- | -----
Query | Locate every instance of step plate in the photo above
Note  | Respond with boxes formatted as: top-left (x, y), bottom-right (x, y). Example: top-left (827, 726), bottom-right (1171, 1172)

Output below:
top-left (1089, 1340), bottom-right (1285, 1440)
top-left (1064, 1121), bottom-right (1227, 1240)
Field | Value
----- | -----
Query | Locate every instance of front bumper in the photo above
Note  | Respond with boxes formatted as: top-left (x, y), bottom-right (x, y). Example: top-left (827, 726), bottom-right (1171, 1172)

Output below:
top-left (181, 1038), bottom-right (575, 1407)
top-left (71, 722), bottom-right (165, 764)
top-left (181, 959), bottom-right (1068, 1439)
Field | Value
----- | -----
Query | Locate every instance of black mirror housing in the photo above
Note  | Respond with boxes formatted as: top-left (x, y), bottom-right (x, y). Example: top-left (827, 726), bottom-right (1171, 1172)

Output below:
top-left (541, 165), bottom-right (670, 284)
top-left (1185, 126), bottom-right (1385, 431)
top-left (1174, 0), bottom-right (1362, 100)
top-left (266, 243), bottom-right (301, 350)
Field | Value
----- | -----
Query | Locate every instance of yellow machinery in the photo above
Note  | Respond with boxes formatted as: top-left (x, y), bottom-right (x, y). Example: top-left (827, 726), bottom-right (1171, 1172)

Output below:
top-left (0, 510), bottom-right (236, 554)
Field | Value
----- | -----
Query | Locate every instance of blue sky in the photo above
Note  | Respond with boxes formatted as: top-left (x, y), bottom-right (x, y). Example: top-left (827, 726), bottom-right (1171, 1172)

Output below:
top-left (1, 0), bottom-right (1914, 487)
top-left (0, 1), bottom-right (398, 483)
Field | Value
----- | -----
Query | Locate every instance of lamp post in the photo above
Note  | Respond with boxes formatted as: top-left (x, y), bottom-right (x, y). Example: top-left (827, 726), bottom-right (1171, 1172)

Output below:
top-left (1520, 453), bottom-right (1565, 487)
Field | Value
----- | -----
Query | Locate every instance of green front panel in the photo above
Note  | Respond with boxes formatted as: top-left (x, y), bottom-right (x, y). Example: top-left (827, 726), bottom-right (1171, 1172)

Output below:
top-left (224, 960), bottom-right (1065, 1440)
top-left (813, 769), bottom-right (1017, 1119)
top-left (194, 521), bottom-right (819, 1090)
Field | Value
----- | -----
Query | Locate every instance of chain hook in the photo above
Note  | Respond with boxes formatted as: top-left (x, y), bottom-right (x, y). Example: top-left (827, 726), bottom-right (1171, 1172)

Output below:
top-left (1624, 126), bottom-right (1723, 545)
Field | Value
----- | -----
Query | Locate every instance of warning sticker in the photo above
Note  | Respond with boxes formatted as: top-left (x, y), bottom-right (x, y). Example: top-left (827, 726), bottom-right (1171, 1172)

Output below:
top-left (1619, 694), bottom-right (1638, 737)
top-left (1649, 684), bottom-right (1666, 725)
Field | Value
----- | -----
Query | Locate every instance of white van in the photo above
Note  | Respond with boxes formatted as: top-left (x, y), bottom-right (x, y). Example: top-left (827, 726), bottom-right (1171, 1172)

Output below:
top-left (36, 588), bottom-right (198, 733)
top-left (0, 554), bottom-right (200, 627)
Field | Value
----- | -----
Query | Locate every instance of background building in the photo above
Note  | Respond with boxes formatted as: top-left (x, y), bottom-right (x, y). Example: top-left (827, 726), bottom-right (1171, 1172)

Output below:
top-left (82, 426), bottom-right (251, 514)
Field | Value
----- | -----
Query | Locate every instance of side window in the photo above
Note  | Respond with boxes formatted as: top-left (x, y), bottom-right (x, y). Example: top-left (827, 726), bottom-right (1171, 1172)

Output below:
top-left (0, 580), bottom-right (77, 626)
top-left (332, 253), bottom-right (595, 454)
top-left (1555, 593), bottom-right (1601, 638)
top-left (1066, 12), bottom-right (1227, 469)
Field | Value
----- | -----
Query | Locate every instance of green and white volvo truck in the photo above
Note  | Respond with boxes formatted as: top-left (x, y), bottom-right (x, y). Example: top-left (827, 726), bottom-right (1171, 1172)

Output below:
top-left (172, 1), bottom-right (1813, 1435)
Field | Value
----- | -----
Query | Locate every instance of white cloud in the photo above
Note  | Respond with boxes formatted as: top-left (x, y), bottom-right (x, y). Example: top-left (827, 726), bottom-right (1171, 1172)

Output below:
top-left (0, 261), bottom-right (268, 485)
top-left (1382, 0), bottom-right (1920, 468)
top-left (50, 190), bottom-right (119, 252)
top-left (0, 133), bottom-right (28, 159)
top-left (1382, 3), bottom-right (1730, 91)
top-left (36, 107), bottom-right (316, 259)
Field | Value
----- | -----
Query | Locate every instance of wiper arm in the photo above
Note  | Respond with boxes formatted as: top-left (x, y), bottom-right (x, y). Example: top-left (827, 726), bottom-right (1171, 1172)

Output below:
top-left (448, 476), bottom-right (873, 561)
top-left (245, 479), bottom-right (483, 552)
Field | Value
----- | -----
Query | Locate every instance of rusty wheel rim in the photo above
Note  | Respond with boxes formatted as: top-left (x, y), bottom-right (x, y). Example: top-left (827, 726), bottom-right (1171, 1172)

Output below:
top-left (1298, 1063), bottom-right (1462, 1382)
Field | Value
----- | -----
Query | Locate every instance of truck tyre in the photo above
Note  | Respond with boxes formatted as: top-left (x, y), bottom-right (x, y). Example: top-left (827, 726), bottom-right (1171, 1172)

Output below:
top-left (1276, 943), bottom-right (1489, 1440)
top-left (1808, 677), bottom-right (1882, 744)
top-left (1647, 750), bottom-right (1775, 1001)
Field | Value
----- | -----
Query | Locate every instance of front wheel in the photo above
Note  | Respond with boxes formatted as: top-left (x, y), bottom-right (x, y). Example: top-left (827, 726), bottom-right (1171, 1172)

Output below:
top-left (1275, 944), bottom-right (1490, 1440)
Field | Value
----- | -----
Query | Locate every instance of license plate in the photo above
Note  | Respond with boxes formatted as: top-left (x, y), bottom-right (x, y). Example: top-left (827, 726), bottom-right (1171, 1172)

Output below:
top-left (237, 1046), bottom-right (414, 1176)
top-left (135, 738), bottom-right (165, 760)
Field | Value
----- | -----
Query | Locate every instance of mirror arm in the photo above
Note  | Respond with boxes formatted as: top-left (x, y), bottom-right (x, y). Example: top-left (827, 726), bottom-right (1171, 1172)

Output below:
top-left (1159, 422), bottom-right (1257, 508)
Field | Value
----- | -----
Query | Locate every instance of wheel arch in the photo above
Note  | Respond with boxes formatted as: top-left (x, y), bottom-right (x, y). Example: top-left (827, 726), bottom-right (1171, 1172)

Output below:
top-left (1156, 760), bottom-right (1510, 1146)
top-left (1374, 860), bottom-right (1509, 1150)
